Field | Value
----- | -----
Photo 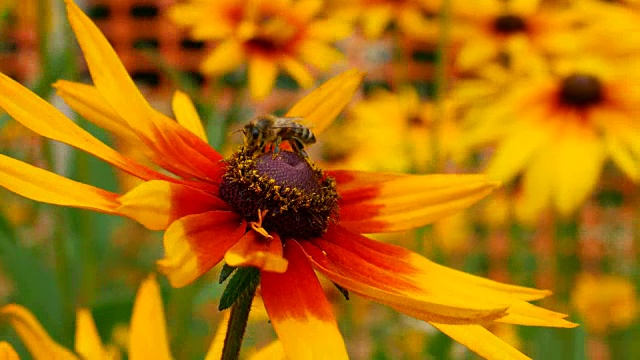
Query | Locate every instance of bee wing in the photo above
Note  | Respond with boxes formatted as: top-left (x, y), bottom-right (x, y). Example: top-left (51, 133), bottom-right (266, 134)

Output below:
top-left (271, 117), bottom-right (309, 128)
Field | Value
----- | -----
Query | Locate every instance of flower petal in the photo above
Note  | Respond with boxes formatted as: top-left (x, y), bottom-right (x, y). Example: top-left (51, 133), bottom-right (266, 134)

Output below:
top-left (75, 309), bottom-right (111, 360)
top-left (281, 57), bottom-right (314, 89)
top-left (249, 56), bottom-right (278, 99)
top-left (248, 340), bottom-right (286, 360)
top-left (432, 323), bottom-right (530, 360)
top-left (54, 80), bottom-right (139, 144)
top-left (118, 180), bottom-right (229, 231)
top-left (200, 39), bottom-right (245, 75)
top-left (0, 342), bottom-right (19, 360)
top-left (65, 0), bottom-right (224, 181)
top-left (129, 275), bottom-right (172, 360)
top-left (0, 304), bottom-right (78, 359)
top-left (172, 91), bottom-right (208, 142)
top-left (224, 232), bottom-right (288, 273)
top-left (0, 73), bottom-right (163, 181)
top-left (301, 226), bottom-right (509, 324)
top-left (261, 241), bottom-right (348, 359)
top-left (552, 125), bottom-right (605, 215)
top-left (286, 69), bottom-right (365, 136)
top-left (330, 170), bottom-right (500, 233)
top-left (0, 154), bottom-right (120, 214)
top-left (157, 211), bottom-right (245, 287)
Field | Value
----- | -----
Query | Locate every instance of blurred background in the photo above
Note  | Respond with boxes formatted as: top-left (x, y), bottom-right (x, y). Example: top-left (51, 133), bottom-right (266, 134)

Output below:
top-left (0, 0), bottom-right (638, 358)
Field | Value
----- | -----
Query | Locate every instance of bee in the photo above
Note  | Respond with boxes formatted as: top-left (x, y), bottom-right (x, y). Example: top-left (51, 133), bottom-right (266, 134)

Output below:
top-left (243, 115), bottom-right (316, 158)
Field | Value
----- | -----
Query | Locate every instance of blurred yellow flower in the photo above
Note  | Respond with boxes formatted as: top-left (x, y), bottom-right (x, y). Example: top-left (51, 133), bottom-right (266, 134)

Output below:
top-left (453, 0), bottom-right (582, 71)
top-left (0, 341), bottom-right (19, 360)
top-left (571, 273), bottom-right (638, 334)
top-left (464, 56), bottom-right (640, 222)
top-left (324, 87), bottom-right (466, 173)
top-left (168, 0), bottom-right (351, 98)
top-left (328, 0), bottom-right (439, 39)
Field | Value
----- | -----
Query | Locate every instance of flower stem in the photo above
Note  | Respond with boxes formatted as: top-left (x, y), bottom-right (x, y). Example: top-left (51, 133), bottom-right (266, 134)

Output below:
top-left (221, 268), bottom-right (260, 360)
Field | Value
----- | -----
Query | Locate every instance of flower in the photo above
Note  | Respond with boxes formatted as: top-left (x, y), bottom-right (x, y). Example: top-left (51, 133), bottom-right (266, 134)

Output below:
top-left (462, 55), bottom-right (640, 222)
top-left (0, 1), bottom-right (577, 358)
top-left (2, 275), bottom-right (170, 359)
top-left (0, 342), bottom-right (19, 360)
top-left (327, 0), bottom-right (439, 39)
top-left (452, 0), bottom-right (582, 71)
top-left (168, 0), bottom-right (350, 98)
top-left (571, 273), bottom-right (638, 334)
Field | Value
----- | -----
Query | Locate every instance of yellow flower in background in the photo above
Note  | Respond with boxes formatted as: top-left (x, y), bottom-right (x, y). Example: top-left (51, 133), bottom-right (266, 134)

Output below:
top-left (324, 87), bottom-right (466, 173)
top-left (0, 342), bottom-right (19, 360)
top-left (463, 56), bottom-right (640, 222)
top-left (1, 275), bottom-right (168, 359)
top-left (168, 0), bottom-right (351, 98)
top-left (452, 0), bottom-right (582, 71)
top-left (571, 273), bottom-right (637, 334)
top-left (327, 0), bottom-right (439, 39)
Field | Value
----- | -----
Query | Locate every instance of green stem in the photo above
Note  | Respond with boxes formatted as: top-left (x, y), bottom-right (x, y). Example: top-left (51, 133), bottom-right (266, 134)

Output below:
top-left (221, 269), bottom-right (260, 360)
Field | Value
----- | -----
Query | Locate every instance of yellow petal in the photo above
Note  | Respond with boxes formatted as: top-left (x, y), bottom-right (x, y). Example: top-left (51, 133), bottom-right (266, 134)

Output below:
top-left (0, 342), bottom-right (19, 360)
top-left (248, 340), bottom-right (286, 360)
top-left (286, 69), bottom-right (365, 136)
top-left (75, 309), bottom-right (112, 360)
top-left (553, 125), bottom-right (605, 215)
top-left (432, 324), bottom-right (531, 360)
top-left (118, 180), bottom-right (228, 231)
top-left (249, 56), bottom-right (278, 99)
top-left (0, 154), bottom-right (120, 214)
top-left (129, 275), bottom-right (172, 360)
top-left (200, 39), bottom-right (245, 75)
top-left (0, 73), bottom-right (161, 181)
top-left (605, 133), bottom-right (640, 181)
top-left (203, 310), bottom-right (230, 360)
top-left (361, 5), bottom-right (393, 39)
top-left (298, 41), bottom-right (343, 71)
top-left (224, 232), bottom-right (289, 273)
top-left (281, 57), bottom-right (314, 89)
top-left (172, 91), bottom-right (208, 142)
top-left (54, 80), bottom-right (139, 144)
top-left (0, 304), bottom-right (78, 360)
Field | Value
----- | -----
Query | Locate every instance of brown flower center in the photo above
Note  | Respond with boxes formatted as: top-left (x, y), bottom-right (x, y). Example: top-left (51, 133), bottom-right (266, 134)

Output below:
top-left (493, 14), bottom-right (527, 34)
top-left (219, 147), bottom-right (339, 239)
top-left (559, 74), bottom-right (604, 108)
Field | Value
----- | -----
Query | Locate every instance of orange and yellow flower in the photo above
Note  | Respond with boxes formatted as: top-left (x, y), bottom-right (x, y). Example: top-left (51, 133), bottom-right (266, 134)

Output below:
top-left (168, 0), bottom-right (350, 99)
top-left (463, 55), bottom-right (640, 222)
top-left (0, 1), bottom-right (577, 358)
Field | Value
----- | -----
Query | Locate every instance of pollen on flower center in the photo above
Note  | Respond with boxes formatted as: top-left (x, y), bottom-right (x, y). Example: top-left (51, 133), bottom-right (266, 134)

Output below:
top-left (559, 74), bottom-right (604, 107)
top-left (493, 14), bottom-right (527, 34)
top-left (219, 147), bottom-right (339, 239)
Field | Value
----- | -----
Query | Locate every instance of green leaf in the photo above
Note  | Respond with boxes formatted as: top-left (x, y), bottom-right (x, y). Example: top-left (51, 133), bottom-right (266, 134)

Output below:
top-left (219, 264), bottom-right (236, 284)
top-left (218, 267), bottom-right (260, 311)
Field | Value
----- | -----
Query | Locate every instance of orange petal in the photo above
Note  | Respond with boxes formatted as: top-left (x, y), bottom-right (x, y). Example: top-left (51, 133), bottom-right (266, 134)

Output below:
top-left (75, 309), bottom-right (111, 359)
top-left (0, 154), bottom-right (120, 214)
top-left (286, 69), bottom-right (365, 136)
top-left (118, 180), bottom-right (229, 230)
top-left (432, 324), bottom-right (530, 360)
top-left (129, 275), bottom-right (172, 360)
top-left (157, 211), bottom-right (246, 287)
top-left (261, 240), bottom-right (348, 359)
top-left (224, 232), bottom-right (288, 273)
top-left (301, 226), bottom-right (508, 324)
top-left (0, 342), bottom-right (19, 360)
top-left (0, 73), bottom-right (163, 181)
top-left (0, 304), bottom-right (78, 359)
top-left (329, 170), bottom-right (499, 233)
top-left (303, 226), bottom-right (576, 328)
top-left (65, 0), bottom-right (224, 182)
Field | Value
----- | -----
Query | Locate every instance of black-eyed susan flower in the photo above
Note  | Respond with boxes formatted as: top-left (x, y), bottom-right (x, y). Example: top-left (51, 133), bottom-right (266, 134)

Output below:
top-left (327, 0), bottom-right (439, 39)
top-left (452, 0), bottom-right (582, 71)
top-left (463, 56), bottom-right (640, 222)
top-left (571, 273), bottom-right (637, 334)
top-left (2, 275), bottom-right (171, 359)
top-left (0, 1), bottom-right (577, 358)
top-left (168, 0), bottom-right (350, 99)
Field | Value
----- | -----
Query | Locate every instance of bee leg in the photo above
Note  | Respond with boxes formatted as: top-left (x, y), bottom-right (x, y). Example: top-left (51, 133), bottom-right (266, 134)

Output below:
top-left (291, 139), bottom-right (309, 158)
top-left (272, 137), bottom-right (282, 158)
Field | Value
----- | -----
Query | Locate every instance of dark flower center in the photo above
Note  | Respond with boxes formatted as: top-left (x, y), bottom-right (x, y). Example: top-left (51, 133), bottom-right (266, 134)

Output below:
top-left (559, 74), bottom-right (604, 107)
top-left (219, 147), bottom-right (339, 239)
top-left (246, 37), bottom-right (280, 54)
top-left (493, 14), bottom-right (527, 34)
